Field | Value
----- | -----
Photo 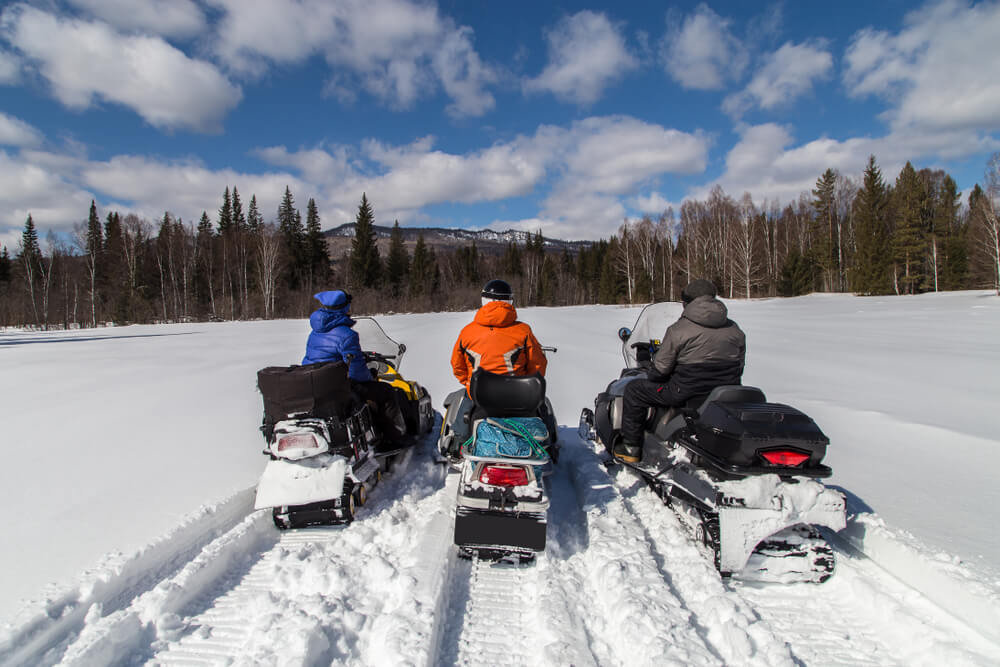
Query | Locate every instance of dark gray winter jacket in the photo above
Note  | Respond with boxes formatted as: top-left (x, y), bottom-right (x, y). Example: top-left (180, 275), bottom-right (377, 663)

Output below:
top-left (651, 295), bottom-right (746, 401)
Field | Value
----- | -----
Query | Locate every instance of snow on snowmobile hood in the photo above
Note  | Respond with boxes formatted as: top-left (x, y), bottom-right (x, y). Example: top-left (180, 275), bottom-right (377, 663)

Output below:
top-left (309, 307), bottom-right (355, 333)
top-left (473, 300), bottom-right (518, 328)
top-left (681, 295), bottom-right (729, 328)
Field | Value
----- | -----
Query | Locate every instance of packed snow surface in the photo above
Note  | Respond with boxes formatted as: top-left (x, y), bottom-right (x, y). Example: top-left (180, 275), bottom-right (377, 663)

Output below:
top-left (2, 291), bottom-right (999, 665)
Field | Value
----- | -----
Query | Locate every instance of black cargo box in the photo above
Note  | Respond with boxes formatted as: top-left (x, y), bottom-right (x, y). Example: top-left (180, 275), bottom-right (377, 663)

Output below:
top-left (694, 401), bottom-right (829, 469)
top-left (257, 361), bottom-right (354, 422)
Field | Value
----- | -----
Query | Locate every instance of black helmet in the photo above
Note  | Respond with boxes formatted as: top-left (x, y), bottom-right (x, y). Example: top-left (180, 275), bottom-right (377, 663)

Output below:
top-left (481, 279), bottom-right (513, 301)
top-left (681, 279), bottom-right (717, 304)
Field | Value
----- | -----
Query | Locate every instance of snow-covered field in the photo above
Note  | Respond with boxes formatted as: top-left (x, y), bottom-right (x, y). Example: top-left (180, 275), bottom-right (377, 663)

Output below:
top-left (2, 292), bottom-right (999, 665)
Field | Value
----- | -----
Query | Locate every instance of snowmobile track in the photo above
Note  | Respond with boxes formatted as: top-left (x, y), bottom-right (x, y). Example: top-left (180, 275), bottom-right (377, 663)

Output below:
top-left (439, 556), bottom-right (542, 667)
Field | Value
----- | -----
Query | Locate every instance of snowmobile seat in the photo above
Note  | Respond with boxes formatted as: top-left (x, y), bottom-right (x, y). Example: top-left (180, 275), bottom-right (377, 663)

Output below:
top-left (697, 385), bottom-right (766, 414)
top-left (468, 369), bottom-right (545, 419)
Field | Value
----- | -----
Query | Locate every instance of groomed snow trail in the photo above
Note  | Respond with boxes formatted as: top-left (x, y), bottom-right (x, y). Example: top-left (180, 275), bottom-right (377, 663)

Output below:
top-left (593, 433), bottom-right (1000, 667)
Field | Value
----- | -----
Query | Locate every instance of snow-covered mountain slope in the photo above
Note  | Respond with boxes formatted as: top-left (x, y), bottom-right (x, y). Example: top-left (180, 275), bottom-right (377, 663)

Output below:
top-left (2, 292), bottom-right (999, 665)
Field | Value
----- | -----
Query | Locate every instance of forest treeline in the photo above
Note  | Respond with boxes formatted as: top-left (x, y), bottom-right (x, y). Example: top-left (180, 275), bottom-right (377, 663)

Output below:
top-left (2, 153), bottom-right (999, 330)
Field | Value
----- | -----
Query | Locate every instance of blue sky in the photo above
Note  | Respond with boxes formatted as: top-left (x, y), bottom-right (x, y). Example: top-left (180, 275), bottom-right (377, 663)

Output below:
top-left (1, 0), bottom-right (999, 250)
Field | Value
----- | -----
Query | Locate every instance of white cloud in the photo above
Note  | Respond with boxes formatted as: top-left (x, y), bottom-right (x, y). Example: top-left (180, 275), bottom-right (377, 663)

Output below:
top-left (844, 0), bottom-right (1000, 134)
top-left (1, 4), bottom-right (241, 132)
top-left (660, 4), bottom-right (747, 91)
top-left (723, 41), bottom-right (833, 117)
top-left (208, 0), bottom-right (497, 117)
top-left (66, 0), bottom-right (206, 38)
top-left (0, 112), bottom-right (42, 147)
top-left (0, 114), bottom-right (710, 246)
top-left (631, 192), bottom-right (677, 215)
top-left (0, 48), bottom-right (19, 83)
top-left (523, 11), bottom-right (638, 105)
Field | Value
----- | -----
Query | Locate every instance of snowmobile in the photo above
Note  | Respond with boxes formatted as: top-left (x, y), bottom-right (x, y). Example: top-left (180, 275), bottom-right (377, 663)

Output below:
top-left (441, 368), bottom-right (558, 563)
top-left (579, 303), bottom-right (846, 583)
top-left (254, 317), bottom-right (434, 529)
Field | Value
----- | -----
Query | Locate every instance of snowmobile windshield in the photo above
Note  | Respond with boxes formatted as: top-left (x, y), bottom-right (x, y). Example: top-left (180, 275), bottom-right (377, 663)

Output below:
top-left (353, 317), bottom-right (405, 367)
top-left (623, 302), bottom-right (681, 368)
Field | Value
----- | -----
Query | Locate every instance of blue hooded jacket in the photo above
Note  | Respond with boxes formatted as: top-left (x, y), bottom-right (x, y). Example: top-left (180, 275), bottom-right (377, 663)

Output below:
top-left (302, 291), bottom-right (371, 382)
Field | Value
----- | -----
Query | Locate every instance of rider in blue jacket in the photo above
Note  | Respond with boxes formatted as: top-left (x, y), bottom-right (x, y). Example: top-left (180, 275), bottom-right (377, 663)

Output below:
top-left (303, 290), bottom-right (371, 382)
top-left (302, 290), bottom-right (407, 445)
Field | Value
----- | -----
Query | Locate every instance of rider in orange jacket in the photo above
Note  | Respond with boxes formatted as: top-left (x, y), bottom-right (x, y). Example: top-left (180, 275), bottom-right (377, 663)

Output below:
top-left (442, 280), bottom-right (548, 454)
top-left (450, 280), bottom-right (547, 389)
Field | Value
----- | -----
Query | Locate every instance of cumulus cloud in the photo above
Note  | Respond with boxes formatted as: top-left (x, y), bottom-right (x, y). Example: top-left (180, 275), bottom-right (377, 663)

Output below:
top-left (660, 4), bottom-right (747, 90)
top-left (723, 41), bottom-right (833, 117)
top-left (209, 0), bottom-right (497, 117)
top-left (523, 11), bottom-right (638, 105)
top-left (66, 0), bottom-right (206, 38)
top-left (844, 0), bottom-right (1000, 134)
top-left (0, 113), bottom-right (710, 245)
top-left (0, 112), bottom-right (42, 147)
top-left (0, 4), bottom-right (241, 132)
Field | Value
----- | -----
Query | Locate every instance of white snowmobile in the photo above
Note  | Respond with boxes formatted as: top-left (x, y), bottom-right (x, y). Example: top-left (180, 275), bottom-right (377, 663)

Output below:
top-left (254, 317), bottom-right (434, 529)
top-left (579, 303), bottom-right (846, 582)
top-left (442, 368), bottom-right (558, 563)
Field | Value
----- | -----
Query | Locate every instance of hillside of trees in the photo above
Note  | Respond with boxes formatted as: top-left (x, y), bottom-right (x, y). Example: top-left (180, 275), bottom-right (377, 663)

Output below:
top-left (2, 153), bottom-right (998, 330)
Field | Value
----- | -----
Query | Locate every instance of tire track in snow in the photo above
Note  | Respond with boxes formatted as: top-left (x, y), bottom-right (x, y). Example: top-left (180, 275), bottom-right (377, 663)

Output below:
top-left (55, 426), bottom-right (452, 666)
top-left (604, 435), bottom-right (1000, 667)
top-left (732, 543), bottom-right (1000, 666)
top-left (557, 431), bottom-right (721, 666)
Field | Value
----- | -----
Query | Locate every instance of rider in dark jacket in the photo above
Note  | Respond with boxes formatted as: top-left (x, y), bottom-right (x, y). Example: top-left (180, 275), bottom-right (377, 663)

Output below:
top-left (303, 290), bottom-right (406, 444)
top-left (615, 279), bottom-right (746, 462)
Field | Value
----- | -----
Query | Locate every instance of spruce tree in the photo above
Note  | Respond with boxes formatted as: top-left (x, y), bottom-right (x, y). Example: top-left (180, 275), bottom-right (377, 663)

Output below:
top-left (305, 198), bottom-right (330, 285)
top-left (385, 220), bottom-right (410, 297)
top-left (892, 161), bottom-right (927, 294)
top-left (851, 155), bottom-right (891, 294)
top-left (0, 246), bottom-right (10, 283)
top-left (277, 186), bottom-right (304, 290)
top-left (350, 193), bottom-right (381, 288)
top-left (247, 195), bottom-right (262, 233)
top-left (811, 169), bottom-right (837, 291)
top-left (86, 200), bottom-right (103, 257)
top-left (217, 186), bottom-right (233, 233)
top-left (778, 248), bottom-right (813, 296)
top-left (409, 233), bottom-right (430, 297)
top-left (232, 187), bottom-right (245, 230)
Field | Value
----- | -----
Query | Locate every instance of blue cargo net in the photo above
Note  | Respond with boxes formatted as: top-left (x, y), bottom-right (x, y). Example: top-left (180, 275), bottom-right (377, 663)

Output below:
top-left (466, 417), bottom-right (550, 461)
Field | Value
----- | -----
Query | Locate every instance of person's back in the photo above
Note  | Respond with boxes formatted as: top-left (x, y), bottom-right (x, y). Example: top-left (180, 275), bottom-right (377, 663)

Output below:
top-left (615, 279), bottom-right (745, 462)
top-left (451, 280), bottom-right (547, 388)
top-left (302, 290), bottom-right (370, 382)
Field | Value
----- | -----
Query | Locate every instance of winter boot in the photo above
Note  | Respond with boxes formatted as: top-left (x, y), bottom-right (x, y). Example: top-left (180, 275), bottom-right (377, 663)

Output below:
top-left (613, 440), bottom-right (641, 463)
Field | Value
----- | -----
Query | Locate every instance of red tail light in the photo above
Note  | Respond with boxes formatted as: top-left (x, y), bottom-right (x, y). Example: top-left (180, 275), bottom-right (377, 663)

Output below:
top-left (277, 434), bottom-right (319, 452)
top-left (479, 465), bottom-right (529, 487)
top-left (760, 450), bottom-right (810, 466)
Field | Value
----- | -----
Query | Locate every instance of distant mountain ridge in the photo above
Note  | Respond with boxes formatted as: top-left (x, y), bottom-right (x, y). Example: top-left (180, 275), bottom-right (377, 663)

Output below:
top-left (325, 223), bottom-right (591, 252)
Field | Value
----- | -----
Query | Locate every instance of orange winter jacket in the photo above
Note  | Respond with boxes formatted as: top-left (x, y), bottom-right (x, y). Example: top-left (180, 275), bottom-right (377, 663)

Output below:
top-left (451, 301), bottom-right (547, 388)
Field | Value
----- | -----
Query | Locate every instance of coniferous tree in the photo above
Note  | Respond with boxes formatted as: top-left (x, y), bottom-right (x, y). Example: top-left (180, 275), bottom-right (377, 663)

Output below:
top-left (247, 195), bottom-right (262, 233)
top-left (277, 186), bottom-right (304, 290)
top-left (778, 247), bottom-right (813, 296)
top-left (811, 169), bottom-right (837, 291)
top-left (195, 211), bottom-right (217, 316)
top-left (409, 233), bottom-right (431, 298)
top-left (19, 214), bottom-right (41, 326)
top-left (350, 193), bottom-right (380, 288)
top-left (892, 162), bottom-right (927, 294)
top-left (932, 174), bottom-right (966, 290)
top-left (851, 156), bottom-right (892, 294)
top-left (0, 246), bottom-right (10, 283)
top-left (385, 220), bottom-right (409, 297)
top-left (83, 200), bottom-right (103, 326)
top-left (304, 198), bottom-right (330, 289)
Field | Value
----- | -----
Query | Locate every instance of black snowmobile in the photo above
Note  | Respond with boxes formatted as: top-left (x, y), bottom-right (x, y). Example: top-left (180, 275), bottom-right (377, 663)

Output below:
top-left (442, 368), bottom-right (559, 563)
top-left (579, 302), bottom-right (846, 583)
top-left (254, 317), bottom-right (434, 529)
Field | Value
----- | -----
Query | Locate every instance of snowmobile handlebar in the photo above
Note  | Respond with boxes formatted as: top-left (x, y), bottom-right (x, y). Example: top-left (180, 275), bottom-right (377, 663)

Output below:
top-left (542, 346), bottom-right (557, 353)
